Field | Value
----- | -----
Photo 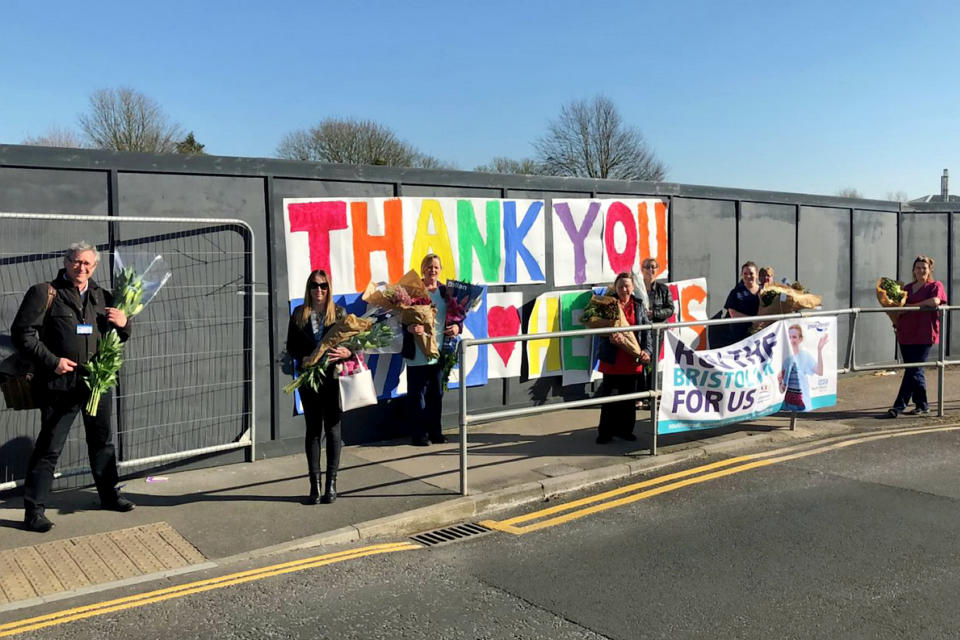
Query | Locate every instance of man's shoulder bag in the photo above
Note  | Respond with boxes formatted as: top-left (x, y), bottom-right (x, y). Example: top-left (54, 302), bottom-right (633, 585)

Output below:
top-left (0, 284), bottom-right (56, 411)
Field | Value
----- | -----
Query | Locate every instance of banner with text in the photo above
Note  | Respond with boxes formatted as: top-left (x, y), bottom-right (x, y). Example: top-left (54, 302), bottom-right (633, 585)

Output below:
top-left (657, 317), bottom-right (837, 434)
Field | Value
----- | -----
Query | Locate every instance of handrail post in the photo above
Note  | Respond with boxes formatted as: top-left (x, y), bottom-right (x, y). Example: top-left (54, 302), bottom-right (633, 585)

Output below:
top-left (938, 307), bottom-right (946, 418)
top-left (458, 338), bottom-right (468, 495)
top-left (651, 327), bottom-right (660, 456)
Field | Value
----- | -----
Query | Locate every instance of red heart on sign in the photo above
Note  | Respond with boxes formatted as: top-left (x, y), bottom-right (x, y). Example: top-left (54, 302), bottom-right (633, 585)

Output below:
top-left (487, 306), bottom-right (521, 366)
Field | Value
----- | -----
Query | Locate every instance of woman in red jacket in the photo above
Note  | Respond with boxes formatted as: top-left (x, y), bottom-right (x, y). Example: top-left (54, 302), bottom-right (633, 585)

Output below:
top-left (883, 255), bottom-right (947, 418)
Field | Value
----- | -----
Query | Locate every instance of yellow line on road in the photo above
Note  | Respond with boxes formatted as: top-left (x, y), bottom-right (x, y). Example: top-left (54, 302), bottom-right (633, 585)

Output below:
top-left (0, 542), bottom-right (419, 637)
top-left (483, 423), bottom-right (960, 535)
top-left (497, 455), bottom-right (758, 527)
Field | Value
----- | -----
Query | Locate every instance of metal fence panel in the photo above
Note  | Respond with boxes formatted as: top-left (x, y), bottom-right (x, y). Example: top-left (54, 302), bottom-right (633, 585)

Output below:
top-left (0, 214), bottom-right (254, 490)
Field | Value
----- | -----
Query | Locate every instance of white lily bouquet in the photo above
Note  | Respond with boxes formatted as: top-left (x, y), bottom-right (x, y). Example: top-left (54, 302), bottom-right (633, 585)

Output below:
top-left (83, 252), bottom-right (171, 415)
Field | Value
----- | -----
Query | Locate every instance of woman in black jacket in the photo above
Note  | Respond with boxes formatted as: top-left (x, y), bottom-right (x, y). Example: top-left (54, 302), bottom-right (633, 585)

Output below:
top-left (285, 270), bottom-right (351, 504)
top-left (638, 258), bottom-right (674, 404)
top-left (640, 258), bottom-right (674, 323)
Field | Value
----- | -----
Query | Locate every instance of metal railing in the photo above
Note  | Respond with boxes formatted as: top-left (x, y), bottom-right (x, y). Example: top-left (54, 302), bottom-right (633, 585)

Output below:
top-left (0, 212), bottom-right (256, 491)
top-left (455, 304), bottom-right (957, 495)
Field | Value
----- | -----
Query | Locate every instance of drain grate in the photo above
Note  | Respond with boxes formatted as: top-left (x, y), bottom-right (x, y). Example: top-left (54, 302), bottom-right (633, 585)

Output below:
top-left (410, 523), bottom-right (492, 547)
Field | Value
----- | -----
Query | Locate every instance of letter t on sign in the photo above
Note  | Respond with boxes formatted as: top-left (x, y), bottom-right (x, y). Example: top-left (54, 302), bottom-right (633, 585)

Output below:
top-left (288, 201), bottom-right (349, 276)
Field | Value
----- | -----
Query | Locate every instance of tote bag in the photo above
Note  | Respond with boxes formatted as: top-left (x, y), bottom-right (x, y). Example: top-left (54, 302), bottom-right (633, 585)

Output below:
top-left (338, 353), bottom-right (378, 411)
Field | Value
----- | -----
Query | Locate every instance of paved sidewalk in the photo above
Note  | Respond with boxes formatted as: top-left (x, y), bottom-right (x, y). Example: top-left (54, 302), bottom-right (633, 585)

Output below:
top-left (0, 368), bottom-right (958, 609)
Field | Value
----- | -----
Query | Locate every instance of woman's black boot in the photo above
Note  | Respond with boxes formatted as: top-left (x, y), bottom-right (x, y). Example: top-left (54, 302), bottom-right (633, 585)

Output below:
top-left (306, 473), bottom-right (322, 505)
top-left (321, 472), bottom-right (337, 504)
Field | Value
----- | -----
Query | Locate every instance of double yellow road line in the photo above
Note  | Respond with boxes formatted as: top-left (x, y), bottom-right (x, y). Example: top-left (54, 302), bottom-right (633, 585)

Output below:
top-left (482, 423), bottom-right (960, 535)
top-left (4, 422), bottom-right (957, 636)
top-left (0, 542), bottom-right (418, 638)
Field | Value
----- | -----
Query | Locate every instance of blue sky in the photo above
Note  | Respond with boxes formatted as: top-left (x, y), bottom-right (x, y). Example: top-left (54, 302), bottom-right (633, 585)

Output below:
top-left (2, 0), bottom-right (957, 199)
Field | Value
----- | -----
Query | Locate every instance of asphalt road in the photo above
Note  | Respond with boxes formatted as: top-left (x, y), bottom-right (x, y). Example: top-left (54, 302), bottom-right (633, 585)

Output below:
top-left (8, 426), bottom-right (960, 639)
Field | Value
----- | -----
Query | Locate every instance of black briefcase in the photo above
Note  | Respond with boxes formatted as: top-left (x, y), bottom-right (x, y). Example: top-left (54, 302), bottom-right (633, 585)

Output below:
top-left (0, 353), bottom-right (39, 411)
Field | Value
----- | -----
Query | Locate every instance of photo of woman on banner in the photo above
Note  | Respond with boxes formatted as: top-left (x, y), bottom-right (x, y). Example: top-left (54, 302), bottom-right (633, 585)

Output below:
top-left (595, 272), bottom-right (652, 444)
top-left (778, 324), bottom-right (827, 412)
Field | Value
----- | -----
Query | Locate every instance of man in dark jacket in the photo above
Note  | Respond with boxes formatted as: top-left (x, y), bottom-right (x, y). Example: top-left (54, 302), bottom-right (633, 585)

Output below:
top-left (12, 241), bottom-right (134, 532)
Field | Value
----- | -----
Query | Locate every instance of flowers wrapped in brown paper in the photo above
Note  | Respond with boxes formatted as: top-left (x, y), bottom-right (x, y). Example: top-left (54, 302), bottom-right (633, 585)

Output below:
top-left (401, 304), bottom-right (440, 360)
top-left (303, 314), bottom-right (373, 367)
top-left (583, 295), bottom-right (644, 359)
top-left (581, 294), bottom-right (620, 328)
top-left (752, 283), bottom-right (822, 331)
top-left (876, 277), bottom-right (907, 326)
top-left (363, 270), bottom-right (439, 359)
top-left (362, 270), bottom-right (432, 310)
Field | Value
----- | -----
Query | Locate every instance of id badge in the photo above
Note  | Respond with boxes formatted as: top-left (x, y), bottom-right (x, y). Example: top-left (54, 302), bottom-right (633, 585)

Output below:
top-left (77, 324), bottom-right (93, 335)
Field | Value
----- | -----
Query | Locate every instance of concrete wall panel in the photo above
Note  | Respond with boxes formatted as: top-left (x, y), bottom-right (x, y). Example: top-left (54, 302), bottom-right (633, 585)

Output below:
top-left (798, 206), bottom-right (851, 367)
top-left (851, 209), bottom-right (898, 365)
top-left (0, 167), bottom-right (107, 215)
top-left (671, 197), bottom-right (736, 314)
top-left (739, 202), bottom-right (796, 283)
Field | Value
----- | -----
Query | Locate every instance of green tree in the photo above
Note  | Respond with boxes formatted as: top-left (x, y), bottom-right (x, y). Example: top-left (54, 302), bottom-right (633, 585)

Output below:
top-left (175, 132), bottom-right (206, 155)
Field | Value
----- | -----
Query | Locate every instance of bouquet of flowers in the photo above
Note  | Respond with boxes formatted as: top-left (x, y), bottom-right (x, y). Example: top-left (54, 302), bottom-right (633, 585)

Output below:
top-left (581, 294), bottom-right (644, 359)
top-left (84, 252), bottom-right (172, 416)
top-left (752, 281), bottom-right (822, 331)
top-left (284, 316), bottom-right (396, 393)
top-left (438, 279), bottom-right (485, 390)
top-left (876, 277), bottom-right (907, 325)
top-left (363, 270), bottom-right (439, 360)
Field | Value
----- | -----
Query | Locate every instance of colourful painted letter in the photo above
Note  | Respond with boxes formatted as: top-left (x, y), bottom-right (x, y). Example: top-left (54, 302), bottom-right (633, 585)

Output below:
top-left (288, 201), bottom-right (349, 276)
top-left (351, 199), bottom-right (405, 290)
top-left (457, 200), bottom-right (502, 282)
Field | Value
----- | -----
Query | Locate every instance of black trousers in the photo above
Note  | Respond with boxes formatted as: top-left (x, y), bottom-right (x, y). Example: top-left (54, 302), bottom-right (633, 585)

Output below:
top-left (406, 362), bottom-right (444, 441)
top-left (597, 374), bottom-right (641, 439)
top-left (23, 387), bottom-right (119, 512)
top-left (299, 380), bottom-right (342, 476)
top-left (894, 343), bottom-right (933, 412)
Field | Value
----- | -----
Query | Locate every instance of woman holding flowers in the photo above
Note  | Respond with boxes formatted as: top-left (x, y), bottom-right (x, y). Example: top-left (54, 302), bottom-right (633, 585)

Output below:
top-left (882, 255), bottom-right (947, 418)
top-left (403, 254), bottom-right (460, 446)
top-left (286, 270), bottom-right (351, 504)
top-left (596, 272), bottom-right (653, 444)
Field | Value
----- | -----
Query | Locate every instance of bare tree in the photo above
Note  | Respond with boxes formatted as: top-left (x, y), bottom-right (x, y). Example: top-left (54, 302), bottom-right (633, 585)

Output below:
top-left (835, 187), bottom-right (864, 199)
top-left (21, 126), bottom-right (86, 148)
top-left (885, 190), bottom-right (909, 203)
top-left (474, 157), bottom-right (543, 175)
top-left (276, 117), bottom-right (442, 168)
top-left (79, 88), bottom-right (184, 153)
top-left (534, 95), bottom-right (666, 181)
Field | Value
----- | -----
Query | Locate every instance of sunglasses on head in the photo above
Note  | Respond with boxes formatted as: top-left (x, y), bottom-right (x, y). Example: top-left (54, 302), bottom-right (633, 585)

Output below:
top-left (309, 281), bottom-right (329, 291)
